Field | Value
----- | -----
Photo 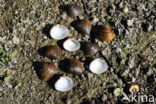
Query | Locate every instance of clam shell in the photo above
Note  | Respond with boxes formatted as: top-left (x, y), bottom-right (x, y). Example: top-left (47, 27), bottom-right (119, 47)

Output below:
top-left (68, 59), bottom-right (84, 75)
top-left (96, 25), bottom-right (115, 42)
top-left (89, 58), bottom-right (108, 74)
top-left (44, 45), bottom-right (62, 59)
top-left (50, 24), bottom-right (70, 40)
top-left (67, 5), bottom-right (81, 17)
top-left (75, 19), bottom-right (92, 35)
top-left (97, 32), bottom-right (115, 42)
top-left (55, 77), bottom-right (73, 92)
top-left (63, 38), bottom-right (80, 51)
top-left (81, 42), bottom-right (99, 57)
top-left (40, 62), bottom-right (57, 81)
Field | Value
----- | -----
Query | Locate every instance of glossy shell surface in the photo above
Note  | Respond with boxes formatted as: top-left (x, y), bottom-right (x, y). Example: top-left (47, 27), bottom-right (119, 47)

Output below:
top-left (44, 45), bottom-right (62, 59)
top-left (50, 24), bottom-right (70, 40)
top-left (40, 62), bottom-right (57, 81)
top-left (96, 25), bottom-right (115, 42)
top-left (75, 19), bottom-right (92, 35)
top-left (89, 58), bottom-right (108, 74)
top-left (63, 38), bottom-right (80, 51)
top-left (55, 77), bottom-right (73, 92)
top-left (67, 5), bottom-right (81, 17)
top-left (81, 42), bottom-right (99, 57)
top-left (68, 59), bottom-right (84, 74)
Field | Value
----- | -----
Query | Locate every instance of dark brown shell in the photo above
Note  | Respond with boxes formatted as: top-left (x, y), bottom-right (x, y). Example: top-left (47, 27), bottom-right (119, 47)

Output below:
top-left (66, 5), bottom-right (81, 18)
top-left (75, 19), bottom-right (92, 35)
top-left (96, 25), bottom-right (115, 42)
top-left (81, 42), bottom-right (99, 57)
top-left (44, 45), bottom-right (62, 59)
top-left (68, 59), bottom-right (84, 75)
top-left (40, 62), bottom-right (57, 81)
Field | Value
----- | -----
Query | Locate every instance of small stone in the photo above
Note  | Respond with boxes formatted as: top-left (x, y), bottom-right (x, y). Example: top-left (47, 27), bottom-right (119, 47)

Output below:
top-left (128, 57), bottom-right (135, 69)
top-left (7, 84), bottom-right (13, 89)
top-left (90, 98), bottom-right (97, 104)
top-left (0, 93), bottom-right (2, 97)
top-left (92, 17), bottom-right (99, 24)
top-left (12, 36), bottom-right (20, 44)
top-left (108, 5), bottom-right (116, 15)
top-left (125, 29), bottom-right (130, 35)
top-left (101, 93), bottom-right (107, 102)
top-left (127, 19), bottom-right (134, 27)
top-left (61, 13), bottom-right (68, 19)
top-left (0, 87), bottom-right (3, 91)
top-left (78, 15), bottom-right (84, 20)
top-left (146, 24), bottom-right (153, 32)
top-left (132, 77), bottom-right (136, 83)
top-left (116, 47), bottom-right (122, 53)
top-left (43, 35), bottom-right (48, 39)
top-left (118, 2), bottom-right (123, 8)
top-left (122, 7), bottom-right (128, 14)
top-left (67, 99), bottom-right (71, 104)
top-left (137, 4), bottom-right (145, 11)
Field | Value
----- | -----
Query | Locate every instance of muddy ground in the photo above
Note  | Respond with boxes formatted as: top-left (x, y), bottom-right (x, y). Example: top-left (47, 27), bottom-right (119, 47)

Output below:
top-left (0, 0), bottom-right (155, 104)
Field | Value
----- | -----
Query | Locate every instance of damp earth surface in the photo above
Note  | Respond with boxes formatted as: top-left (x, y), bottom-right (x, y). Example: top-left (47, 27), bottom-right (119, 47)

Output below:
top-left (0, 0), bottom-right (155, 104)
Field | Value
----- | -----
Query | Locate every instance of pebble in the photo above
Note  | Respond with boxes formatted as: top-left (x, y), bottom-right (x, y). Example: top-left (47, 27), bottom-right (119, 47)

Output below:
top-left (128, 57), bottom-right (135, 69)
top-left (118, 2), bottom-right (123, 8)
top-left (67, 99), bottom-right (71, 104)
top-left (0, 87), bottom-right (3, 91)
top-left (127, 19), bottom-right (134, 27)
top-left (92, 17), bottom-right (99, 24)
top-left (90, 98), bottom-right (97, 104)
top-left (43, 35), bottom-right (48, 39)
top-left (137, 4), bottom-right (145, 11)
top-left (12, 36), bottom-right (20, 44)
top-left (6, 83), bottom-right (13, 89)
top-left (101, 93), bottom-right (107, 102)
top-left (79, 15), bottom-right (84, 20)
top-left (146, 24), bottom-right (153, 32)
top-left (0, 37), bottom-right (5, 42)
top-left (108, 5), bottom-right (116, 15)
top-left (122, 7), bottom-right (128, 14)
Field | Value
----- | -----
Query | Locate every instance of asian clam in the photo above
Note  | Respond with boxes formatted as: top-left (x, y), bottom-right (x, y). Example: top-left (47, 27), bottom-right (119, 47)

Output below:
top-left (50, 24), bottom-right (70, 40)
top-left (63, 38), bottom-right (80, 51)
top-left (35, 4), bottom-right (116, 92)
top-left (66, 5), bottom-right (81, 18)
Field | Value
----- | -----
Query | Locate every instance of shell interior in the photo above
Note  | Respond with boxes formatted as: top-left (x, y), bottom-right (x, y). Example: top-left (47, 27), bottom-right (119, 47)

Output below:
top-left (50, 24), bottom-right (69, 40)
top-left (89, 58), bottom-right (108, 74)
top-left (55, 77), bottom-right (73, 92)
top-left (63, 38), bottom-right (80, 51)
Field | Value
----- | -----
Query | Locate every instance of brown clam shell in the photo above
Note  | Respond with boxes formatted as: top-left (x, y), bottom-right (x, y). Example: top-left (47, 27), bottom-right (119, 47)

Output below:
top-left (81, 42), bottom-right (99, 57)
top-left (40, 62), bottom-right (57, 81)
top-left (68, 59), bottom-right (84, 75)
top-left (96, 25), bottom-right (115, 42)
top-left (44, 45), bottom-right (62, 59)
top-left (66, 5), bottom-right (81, 18)
top-left (75, 19), bottom-right (92, 35)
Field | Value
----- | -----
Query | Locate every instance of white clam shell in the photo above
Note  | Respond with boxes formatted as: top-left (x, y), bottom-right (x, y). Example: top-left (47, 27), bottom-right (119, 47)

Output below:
top-left (50, 24), bottom-right (70, 40)
top-left (63, 38), bottom-right (80, 51)
top-left (89, 58), bottom-right (108, 74)
top-left (55, 77), bottom-right (73, 92)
